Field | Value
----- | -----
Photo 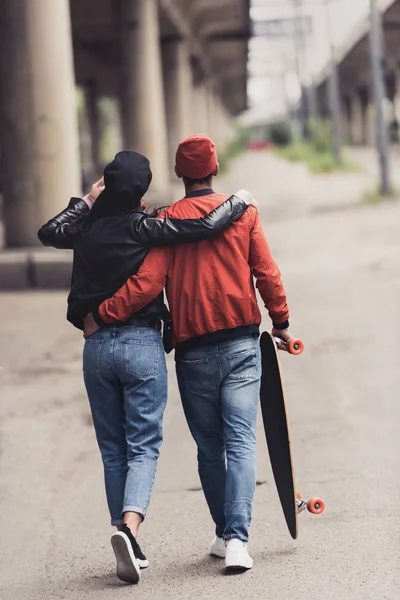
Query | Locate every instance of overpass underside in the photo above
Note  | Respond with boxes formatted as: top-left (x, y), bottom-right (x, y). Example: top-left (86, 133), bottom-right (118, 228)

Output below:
top-left (317, 0), bottom-right (400, 148)
top-left (0, 0), bottom-right (249, 247)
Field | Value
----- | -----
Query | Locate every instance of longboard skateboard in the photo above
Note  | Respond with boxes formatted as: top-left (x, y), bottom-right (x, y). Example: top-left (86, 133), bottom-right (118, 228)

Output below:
top-left (259, 332), bottom-right (324, 539)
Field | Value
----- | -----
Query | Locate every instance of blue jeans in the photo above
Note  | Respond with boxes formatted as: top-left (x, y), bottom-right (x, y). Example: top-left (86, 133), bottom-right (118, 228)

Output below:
top-left (176, 335), bottom-right (261, 542)
top-left (83, 326), bottom-right (167, 526)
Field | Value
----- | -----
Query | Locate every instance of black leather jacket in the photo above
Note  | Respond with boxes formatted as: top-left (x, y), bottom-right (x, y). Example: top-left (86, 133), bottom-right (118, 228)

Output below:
top-left (38, 196), bottom-right (248, 330)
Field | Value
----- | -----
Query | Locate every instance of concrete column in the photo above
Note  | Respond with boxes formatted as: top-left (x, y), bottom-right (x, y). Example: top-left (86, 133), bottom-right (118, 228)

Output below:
top-left (393, 69), bottom-right (400, 119)
top-left (341, 96), bottom-right (351, 143)
top-left (206, 83), bottom-right (219, 145)
top-left (85, 83), bottom-right (101, 179)
top-left (121, 0), bottom-right (169, 193)
top-left (218, 103), bottom-right (235, 148)
top-left (393, 71), bottom-right (400, 143)
top-left (349, 94), bottom-right (364, 145)
top-left (210, 90), bottom-right (231, 151)
top-left (359, 87), bottom-right (369, 146)
top-left (0, 0), bottom-right (80, 247)
top-left (163, 41), bottom-right (193, 166)
top-left (192, 83), bottom-right (209, 134)
top-left (366, 104), bottom-right (376, 147)
top-left (213, 96), bottom-right (223, 148)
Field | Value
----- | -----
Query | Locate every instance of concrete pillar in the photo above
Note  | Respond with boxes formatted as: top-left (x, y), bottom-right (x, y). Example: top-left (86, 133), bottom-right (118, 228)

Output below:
top-left (341, 96), bottom-right (351, 143)
top-left (349, 93), bottom-right (365, 145)
top-left (214, 98), bottom-right (223, 148)
top-left (358, 86), bottom-right (369, 146)
top-left (206, 83), bottom-right (220, 146)
top-left (219, 104), bottom-right (235, 147)
top-left (366, 104), bottom-right (376, 147)
top-left (210, 90), bottom-right (233, 152)
top-left (121, 0), bottom-right (169, 194)
top-left (85, 83), bottom-right (101, 179)
top-left (163, 41), bottom-right (193, 166)
top-left (0, 0), bottom-right (80, 247)
top-left (392, 70), bottom-right (400, 143)
top-left (192, 82), bottom-right (209, 134)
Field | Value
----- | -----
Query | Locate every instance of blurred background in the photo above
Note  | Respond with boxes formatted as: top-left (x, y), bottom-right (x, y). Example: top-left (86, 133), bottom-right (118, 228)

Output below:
top-left (0, 2), bottom-right (399, 599)
top-left (0, 0), bottom-right (399, 261)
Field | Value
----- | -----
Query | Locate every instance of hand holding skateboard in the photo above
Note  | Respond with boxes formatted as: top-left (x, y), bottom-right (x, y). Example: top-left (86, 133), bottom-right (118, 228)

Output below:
top-left (271, 327), bottom-right (304, 355)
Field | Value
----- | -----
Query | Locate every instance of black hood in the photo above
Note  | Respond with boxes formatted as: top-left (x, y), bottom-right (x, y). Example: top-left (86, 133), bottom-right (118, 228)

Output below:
top-left (88, 151), bottom-right (152, 221)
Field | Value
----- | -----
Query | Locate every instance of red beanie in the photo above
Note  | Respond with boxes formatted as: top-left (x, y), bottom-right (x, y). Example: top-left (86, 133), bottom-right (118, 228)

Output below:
top-left (175, 134), bottom-right (218, 179)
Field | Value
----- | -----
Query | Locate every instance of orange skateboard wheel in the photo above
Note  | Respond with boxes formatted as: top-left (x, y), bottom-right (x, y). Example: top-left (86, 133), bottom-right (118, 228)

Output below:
top-left (287, 339), bottom-right (304, 355)
top-left (307, 497), bottom-right (325, 514)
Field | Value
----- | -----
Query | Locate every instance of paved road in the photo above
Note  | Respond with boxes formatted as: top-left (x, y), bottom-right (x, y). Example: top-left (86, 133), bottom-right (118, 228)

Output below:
top-left (1, 152), bottom-right (399, 599)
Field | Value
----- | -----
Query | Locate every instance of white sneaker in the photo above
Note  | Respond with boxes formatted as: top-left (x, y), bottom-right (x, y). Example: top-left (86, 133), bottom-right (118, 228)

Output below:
top-left (210, 536), bottom-right (226, 558)
top-left (225, 539), bottom-right (253, 571)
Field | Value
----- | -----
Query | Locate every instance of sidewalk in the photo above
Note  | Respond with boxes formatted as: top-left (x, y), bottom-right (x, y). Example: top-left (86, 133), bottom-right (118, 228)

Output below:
top-left (216, 149), bottom-right (378, 219)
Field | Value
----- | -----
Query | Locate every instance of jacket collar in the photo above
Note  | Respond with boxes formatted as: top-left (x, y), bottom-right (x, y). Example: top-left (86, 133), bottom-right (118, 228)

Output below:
top-left (184, 188), bottom-right (215, 198)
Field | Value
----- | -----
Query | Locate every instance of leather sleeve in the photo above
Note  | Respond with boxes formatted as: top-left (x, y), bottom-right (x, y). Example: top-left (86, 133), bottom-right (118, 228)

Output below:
top-left (37, 198), bottom-right (90, 249)
top-left (131, 194), bottom-right (249, 247)
top-left (248, 209), bottom-right (290, 327)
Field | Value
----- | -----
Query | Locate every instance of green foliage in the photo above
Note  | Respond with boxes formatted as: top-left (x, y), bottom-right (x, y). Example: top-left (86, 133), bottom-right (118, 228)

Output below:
top-left (362, 186), bottom-right (400, 204)
top-left (273, 141), bottom-right (359, 174)
top-left (308, 118), bottom-right (332, 153)
top-left (272, 117), bottom-right (359, 174)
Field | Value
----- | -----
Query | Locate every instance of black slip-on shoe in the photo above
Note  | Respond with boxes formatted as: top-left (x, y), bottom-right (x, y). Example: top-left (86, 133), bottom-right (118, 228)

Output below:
top-left (110, 530), bottom-right (141, 584)
top-left (115, 524), bottom-right (149, 569)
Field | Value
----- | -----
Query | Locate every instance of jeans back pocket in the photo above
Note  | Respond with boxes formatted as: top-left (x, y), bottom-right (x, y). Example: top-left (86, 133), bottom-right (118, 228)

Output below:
top-left (176, 357), bottom-right (217, 393)
top-left (227, 347), bottom-right (261, 381)
top-left (123, 340), bottom-right (159, 379)
top-left (83, 339), bottom-right (104, 374)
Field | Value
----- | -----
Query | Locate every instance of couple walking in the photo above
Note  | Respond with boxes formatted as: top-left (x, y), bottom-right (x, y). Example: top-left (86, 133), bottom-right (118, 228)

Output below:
top-left (39, 134), bottom-right (293, 584)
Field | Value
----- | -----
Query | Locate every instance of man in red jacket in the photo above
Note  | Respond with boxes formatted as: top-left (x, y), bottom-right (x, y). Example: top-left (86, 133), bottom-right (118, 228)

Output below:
top-left (85, 135), bottom-right (293, 571)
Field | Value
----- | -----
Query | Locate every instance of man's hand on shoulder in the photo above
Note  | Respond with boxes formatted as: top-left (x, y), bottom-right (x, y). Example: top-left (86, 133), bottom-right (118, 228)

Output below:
top-left (83, 313), bottom-right (100, 338)
top-left (234, 189), bottom-right (259, 209)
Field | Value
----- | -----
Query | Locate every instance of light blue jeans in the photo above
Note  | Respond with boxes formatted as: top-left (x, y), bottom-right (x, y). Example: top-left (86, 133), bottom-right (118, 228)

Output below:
top-left (176, 335), bottom-right (261, 542)
top-left (83, 326), bottom-right (167, 526)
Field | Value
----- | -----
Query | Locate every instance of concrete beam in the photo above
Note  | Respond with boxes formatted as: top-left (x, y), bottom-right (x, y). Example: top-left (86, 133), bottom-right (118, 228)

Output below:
top-left (158, 0), bottom-right (212, 79)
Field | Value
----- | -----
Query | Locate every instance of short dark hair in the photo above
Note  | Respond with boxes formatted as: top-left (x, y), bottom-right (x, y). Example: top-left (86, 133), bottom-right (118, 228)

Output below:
top-left (182, 172), bottom-right (214, 187)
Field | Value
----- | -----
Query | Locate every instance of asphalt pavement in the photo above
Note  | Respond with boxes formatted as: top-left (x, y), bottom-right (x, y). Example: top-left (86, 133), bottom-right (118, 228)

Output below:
top-left (0, 151), bottom-right (399, 599)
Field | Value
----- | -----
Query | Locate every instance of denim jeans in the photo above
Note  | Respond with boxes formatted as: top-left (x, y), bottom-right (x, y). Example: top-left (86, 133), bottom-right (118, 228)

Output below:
top-left (83, 326), bottom-right (167, 526)
top-left (176, 335), bottom-right (261, 542)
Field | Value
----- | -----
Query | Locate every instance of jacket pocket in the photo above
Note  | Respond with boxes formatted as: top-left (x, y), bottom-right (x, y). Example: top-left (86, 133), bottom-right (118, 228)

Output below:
top-left (123, 340), bottom-right (159, 378)
top-left (227, 347), bottom-right (260, 381)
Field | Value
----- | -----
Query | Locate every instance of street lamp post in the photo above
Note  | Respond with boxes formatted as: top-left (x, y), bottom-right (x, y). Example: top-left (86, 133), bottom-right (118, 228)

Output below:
top-left (292, 0), bottom-right (309, 138)
top-left (324, 0), bottom-right (342, 165)
top-left (369, 0), bottom-right (391, 196)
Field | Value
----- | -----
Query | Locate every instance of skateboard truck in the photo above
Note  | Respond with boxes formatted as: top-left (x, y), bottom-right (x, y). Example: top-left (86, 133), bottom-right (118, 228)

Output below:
top-left (296, 492), bottom-right (325, 515)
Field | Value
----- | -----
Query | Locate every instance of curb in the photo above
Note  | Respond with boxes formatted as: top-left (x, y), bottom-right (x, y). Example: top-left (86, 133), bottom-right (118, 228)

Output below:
top-left (0, 248), bottom-right (72, 290)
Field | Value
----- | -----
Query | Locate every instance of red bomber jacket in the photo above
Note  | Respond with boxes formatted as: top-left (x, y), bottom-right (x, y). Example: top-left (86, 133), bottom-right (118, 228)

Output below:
top-left (95, 190), bottom-right (290, 349)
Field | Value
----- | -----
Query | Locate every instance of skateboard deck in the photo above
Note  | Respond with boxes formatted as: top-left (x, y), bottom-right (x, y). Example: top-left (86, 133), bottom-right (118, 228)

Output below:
top-left (260, 333), bottom-right (325, 538)
top-left (260, 331), bottom-right (299, 539)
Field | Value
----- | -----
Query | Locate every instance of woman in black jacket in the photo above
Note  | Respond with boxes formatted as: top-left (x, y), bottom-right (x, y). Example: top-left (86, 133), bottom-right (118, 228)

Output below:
top-left (38, 150), bottom-right (248, 584)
